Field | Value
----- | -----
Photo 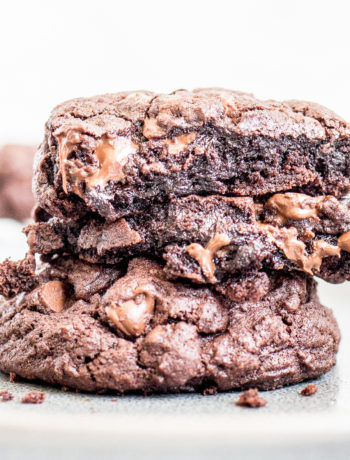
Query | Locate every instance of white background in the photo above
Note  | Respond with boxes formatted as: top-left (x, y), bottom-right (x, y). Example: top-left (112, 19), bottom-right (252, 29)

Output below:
top-left (0, 0), bottom-right (349, 145)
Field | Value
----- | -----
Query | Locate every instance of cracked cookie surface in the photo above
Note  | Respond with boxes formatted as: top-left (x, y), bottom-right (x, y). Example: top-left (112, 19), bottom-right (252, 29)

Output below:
top-left (33, 89), bottom-right (350, 221)
top-left (0, 256), bottom-right (340, 393)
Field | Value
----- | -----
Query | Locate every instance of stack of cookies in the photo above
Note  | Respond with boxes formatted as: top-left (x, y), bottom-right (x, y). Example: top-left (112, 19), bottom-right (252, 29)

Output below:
top-left (0, 88), bottom-right (349, 393)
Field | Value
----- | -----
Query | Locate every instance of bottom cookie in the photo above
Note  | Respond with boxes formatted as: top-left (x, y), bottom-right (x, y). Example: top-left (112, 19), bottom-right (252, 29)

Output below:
top-left (0, 256), bottom-right (340, 393)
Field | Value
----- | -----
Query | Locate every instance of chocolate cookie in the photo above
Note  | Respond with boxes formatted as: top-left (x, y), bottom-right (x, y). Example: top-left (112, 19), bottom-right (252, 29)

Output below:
top-left (0, 145), bottom-right (36, 220)
top-left (0, 256), bottom-right (340, 393)
top-left (25, 192), bottom-right (350, 283)
top-left (34, 89), bottom-right (350, 221)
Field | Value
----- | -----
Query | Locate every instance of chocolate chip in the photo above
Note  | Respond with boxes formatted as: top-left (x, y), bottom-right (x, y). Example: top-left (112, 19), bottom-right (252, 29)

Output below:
top-left (39, 281), bottom-right (68, 313)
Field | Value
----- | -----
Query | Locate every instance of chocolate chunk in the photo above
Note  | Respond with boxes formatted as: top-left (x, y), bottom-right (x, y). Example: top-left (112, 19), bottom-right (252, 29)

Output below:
top-left (39, 281), bottom-right (68, 313)
top-left (106, 286), bottom-right (155, 338)
top-left (185, 233), bottom-right (230, 283)
top-left (258, 224), bottom-right (340, 275)
top-left (266, 193), bottom-right (323, 223)
top-left (338, 231), bottom-right (350, 252)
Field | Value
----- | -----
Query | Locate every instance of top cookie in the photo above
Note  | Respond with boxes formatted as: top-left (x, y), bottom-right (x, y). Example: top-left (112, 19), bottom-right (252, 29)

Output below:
top-left (34, 89), bottom-right (350, 221)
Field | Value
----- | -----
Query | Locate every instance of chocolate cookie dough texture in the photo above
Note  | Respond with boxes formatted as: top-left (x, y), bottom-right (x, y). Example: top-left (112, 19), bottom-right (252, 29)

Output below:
top-left (26, 192), bottom-right (350, 283)
top-left (0, 145), bottom-right (36, 220)
top-left (31, 89), bottom-right (350, 282)
top-left (34, 89), bottom-right (350, 222)
top-left (0, 88), bottom-right (347, 393)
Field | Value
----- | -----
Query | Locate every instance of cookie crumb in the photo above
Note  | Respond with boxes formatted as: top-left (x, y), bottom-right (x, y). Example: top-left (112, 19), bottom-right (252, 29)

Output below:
top-left (0, 390), bottom-right (14, 402)
top-left (21, 391), bottom-right (45, 404)
top-left (202, 386), bottom-right (217, 396)
top-left (9, 372), bottom-right (17, 383)
top-left (300, 384), bottom-right (318, 396)
top-left (236, 389), bottom-right (267, 408)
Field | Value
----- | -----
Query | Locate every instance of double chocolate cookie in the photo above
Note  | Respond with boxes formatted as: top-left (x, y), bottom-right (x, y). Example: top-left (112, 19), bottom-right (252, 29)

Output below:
top-left (34, 89), bottom-right (350, 221)
top-left (26, 192), bottom-right (350, 283)
top-left (0, 145), bottom-right (36, 220)
top-left (0, 256), bottom-right (340, 393)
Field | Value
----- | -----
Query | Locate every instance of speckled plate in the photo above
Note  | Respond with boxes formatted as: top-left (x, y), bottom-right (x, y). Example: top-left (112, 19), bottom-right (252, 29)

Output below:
top-left (0, 219), bottom-right (349, 460)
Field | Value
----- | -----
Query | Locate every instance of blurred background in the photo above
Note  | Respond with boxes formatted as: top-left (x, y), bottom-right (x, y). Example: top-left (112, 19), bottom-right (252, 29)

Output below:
top-left (0, 0), bottom-right (349, 144)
